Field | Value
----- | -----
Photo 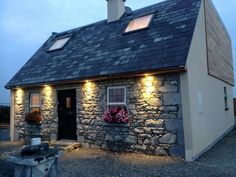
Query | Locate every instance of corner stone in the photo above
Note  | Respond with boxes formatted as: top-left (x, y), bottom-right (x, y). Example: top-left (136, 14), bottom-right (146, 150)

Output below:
top-left (159, 133), bottom-right (176, 144)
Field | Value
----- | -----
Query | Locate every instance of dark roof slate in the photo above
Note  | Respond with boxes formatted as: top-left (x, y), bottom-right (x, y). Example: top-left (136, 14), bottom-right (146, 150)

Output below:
top-left (6, 0), bottom-right (201, 88)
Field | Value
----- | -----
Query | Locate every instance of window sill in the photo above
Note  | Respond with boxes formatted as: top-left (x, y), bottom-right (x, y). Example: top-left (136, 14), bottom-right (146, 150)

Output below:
top-left (102, 122), bottom-right (130, 127)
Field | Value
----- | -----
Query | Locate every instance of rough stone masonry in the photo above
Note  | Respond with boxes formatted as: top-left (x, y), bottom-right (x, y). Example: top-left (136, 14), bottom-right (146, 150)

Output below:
top-left (13, 73), bottom-right (184, 157)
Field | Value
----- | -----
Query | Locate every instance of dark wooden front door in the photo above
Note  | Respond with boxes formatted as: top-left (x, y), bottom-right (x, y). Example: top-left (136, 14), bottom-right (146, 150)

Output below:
top-left (58, 89), bottom-right (77, 140)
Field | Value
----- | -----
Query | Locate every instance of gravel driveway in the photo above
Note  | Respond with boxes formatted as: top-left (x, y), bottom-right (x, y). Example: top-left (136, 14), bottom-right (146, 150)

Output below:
top-left (1, 127), bottom-right (236, 177)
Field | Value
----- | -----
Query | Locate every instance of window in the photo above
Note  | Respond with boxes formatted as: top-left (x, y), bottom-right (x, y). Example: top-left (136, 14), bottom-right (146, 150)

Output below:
top-left (48, 37), bottom-right (70, 51)
top-left (224, 87), bottom-right (229, 111)
top-left (66, 97), bottom-right (71, 109)
top-left (125, 14), bottom-right (154, 33)
top-left (30, 93), bottom-right (41, 112)
top-left (107, 86), bottom-right (126, 105)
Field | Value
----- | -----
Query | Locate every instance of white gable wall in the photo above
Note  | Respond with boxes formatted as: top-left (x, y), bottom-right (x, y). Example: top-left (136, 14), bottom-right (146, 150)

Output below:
top-left (180, 0), bottom-right (235, 161)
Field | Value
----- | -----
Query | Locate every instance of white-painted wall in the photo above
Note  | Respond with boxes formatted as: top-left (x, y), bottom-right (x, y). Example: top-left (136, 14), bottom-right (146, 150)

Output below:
top-left (180, 0), bottom-right (235, 161)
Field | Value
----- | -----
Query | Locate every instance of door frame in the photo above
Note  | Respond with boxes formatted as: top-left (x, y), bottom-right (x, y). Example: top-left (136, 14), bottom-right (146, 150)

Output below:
top-left (57, 88), bottom-right (77, 140)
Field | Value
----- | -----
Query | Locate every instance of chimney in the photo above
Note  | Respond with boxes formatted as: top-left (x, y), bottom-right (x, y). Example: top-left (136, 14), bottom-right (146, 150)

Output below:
top-left (106, 0), bottom-right (125, 23)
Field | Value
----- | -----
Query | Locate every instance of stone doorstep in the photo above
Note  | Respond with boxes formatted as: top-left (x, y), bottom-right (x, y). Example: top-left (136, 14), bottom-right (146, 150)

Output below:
top-left (51, 140), bottom-right (81, 152)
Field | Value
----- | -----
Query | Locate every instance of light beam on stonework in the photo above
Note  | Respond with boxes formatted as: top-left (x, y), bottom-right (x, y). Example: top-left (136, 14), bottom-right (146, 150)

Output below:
top-left (43, 85), bottom-right (52, 97)
top-left (15, 88), bottom-right (24, 103)
top-left (84, 81), bottom-right (94, 97)
top-left (43, 85), bottom-right (53, 109)
top-left (142, 75), bottom-right (156, 99)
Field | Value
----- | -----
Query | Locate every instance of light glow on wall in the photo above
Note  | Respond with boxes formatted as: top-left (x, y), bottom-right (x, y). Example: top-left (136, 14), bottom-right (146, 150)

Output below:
top-left (84, 81), bottom-right (94, 98)
top-left (42, 85), bottom-right (53, 109)
top-left (15, 88), bottom-right (24, 113)
top-left (15, 88), bottom-right (24, 104)
top-left (141, 75), bottom-right (156, 99)
top-left (43, 85), bottom-right (52, 97)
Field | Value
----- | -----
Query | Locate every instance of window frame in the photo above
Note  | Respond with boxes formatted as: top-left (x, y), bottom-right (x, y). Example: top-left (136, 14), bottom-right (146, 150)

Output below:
top-left (30, 93), bottom-right (41, 112)
top-left (107, 86), bottom-right (127, 106)
top-left (47, 35), bottom-right (72, 52)
top-left (123, 13), bottom-right (155, 34)
top-left (224, 87), bottom-right (229, 111)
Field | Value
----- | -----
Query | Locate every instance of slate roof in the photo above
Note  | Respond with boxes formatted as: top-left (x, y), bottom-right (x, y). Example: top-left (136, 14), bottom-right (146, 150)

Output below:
top-left (6, 0), bottom-right (201, 88)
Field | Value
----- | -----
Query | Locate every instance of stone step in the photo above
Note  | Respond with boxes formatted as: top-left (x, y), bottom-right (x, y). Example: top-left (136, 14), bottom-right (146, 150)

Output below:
top-left (51, 141), bottom-right (81, 152)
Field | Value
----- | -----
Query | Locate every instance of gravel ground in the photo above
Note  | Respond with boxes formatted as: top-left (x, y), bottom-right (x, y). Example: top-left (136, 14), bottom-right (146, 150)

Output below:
top-left (1, 128), bottom-right (236, 177)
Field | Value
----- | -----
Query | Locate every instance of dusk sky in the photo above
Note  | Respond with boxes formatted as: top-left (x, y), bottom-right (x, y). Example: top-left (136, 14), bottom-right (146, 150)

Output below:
top-left (0, 0), bottom-right (235, 104)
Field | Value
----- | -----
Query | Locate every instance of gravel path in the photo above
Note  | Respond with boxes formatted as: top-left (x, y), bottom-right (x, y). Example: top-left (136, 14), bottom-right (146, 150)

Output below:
top-left (1, 128), bottom-right (236, 177)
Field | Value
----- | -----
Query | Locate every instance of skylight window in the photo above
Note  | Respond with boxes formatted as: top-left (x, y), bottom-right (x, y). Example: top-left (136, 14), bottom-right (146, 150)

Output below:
top-left (125, 14), bottom-right (154, 33)
top-left (48, 37), bottom-right (70, 51)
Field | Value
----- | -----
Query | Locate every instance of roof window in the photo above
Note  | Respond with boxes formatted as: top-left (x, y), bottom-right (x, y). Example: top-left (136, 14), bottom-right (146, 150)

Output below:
top-left (48, 37), bottom-right (70, 51)
top-left (125, 14), bottom-right (154, 33)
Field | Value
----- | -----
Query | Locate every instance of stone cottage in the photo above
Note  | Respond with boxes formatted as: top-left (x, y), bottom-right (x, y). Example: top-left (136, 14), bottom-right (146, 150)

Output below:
top-left (6, 0), bottom-right (235, 161)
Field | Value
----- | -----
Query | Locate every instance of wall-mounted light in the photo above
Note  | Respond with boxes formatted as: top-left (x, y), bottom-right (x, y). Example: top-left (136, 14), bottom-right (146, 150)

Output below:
top-left (16, 88), bottom-right (23, 94)
top-left (84, 81), bottom-right (93, 95)
top-left (42, 85), bottom-right (53, 109)
top-left (15, 88), bottom-right (24, 111)
top-left (43, 85), bottom-right (52, 97)
top-left (141, 75), bottom-right (156, 99)
top-left (15, 88), bottom-right (24, 101)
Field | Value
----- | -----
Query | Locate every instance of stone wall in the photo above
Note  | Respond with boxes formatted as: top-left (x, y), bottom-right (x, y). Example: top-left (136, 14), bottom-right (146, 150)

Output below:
top-left (14, 88), bottom-right (26, 141)
top-left (14, 87), bottom-right (57, 143)
top-left (13, 73), bottom-right (184, 157)
top-left (76, 74), bottom-right (184, 156)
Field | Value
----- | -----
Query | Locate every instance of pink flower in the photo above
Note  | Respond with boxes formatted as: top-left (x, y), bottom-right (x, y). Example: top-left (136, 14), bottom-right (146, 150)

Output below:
top-left (103, 107), bottom-right (128, 123)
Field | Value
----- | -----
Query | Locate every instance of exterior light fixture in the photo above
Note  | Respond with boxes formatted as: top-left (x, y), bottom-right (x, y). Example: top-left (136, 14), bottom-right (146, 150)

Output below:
top-left (84, 81), bottom-right (93, 97)
top-left (142, 75), bottom-right (156, 99)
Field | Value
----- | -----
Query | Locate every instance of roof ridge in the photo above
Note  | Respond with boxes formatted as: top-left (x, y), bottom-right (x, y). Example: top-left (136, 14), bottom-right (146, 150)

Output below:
top-left (52, 0), bottom-right (173, 36)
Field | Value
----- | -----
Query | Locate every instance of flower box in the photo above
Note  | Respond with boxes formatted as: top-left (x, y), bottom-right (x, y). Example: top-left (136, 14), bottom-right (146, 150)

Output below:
top-left (25, 111), bottom-right (42, 124)
top-left (103, 107), bottom-right (128, 123)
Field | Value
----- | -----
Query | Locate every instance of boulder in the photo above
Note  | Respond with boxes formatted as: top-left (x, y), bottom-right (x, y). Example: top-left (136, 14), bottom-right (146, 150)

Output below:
top-left (159, 133), bottom-right (176, 144)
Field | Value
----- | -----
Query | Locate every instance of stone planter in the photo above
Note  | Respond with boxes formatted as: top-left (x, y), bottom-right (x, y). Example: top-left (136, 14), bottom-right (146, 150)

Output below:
top-left (24, 123), bottom-right (42, 144)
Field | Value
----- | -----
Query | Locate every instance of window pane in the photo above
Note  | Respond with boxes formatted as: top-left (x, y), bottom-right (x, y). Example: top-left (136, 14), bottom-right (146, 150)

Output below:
top-left (109, 88), bottom-right (125, 103)
top-left (125, 14), bottom-right (154, 33)
top-left (224, 87), bottom-right (229, 110)
top-left (30, 93), bottom-right (40, 106)
top-left (66, 97), bottom-right (71, 109)
top-left (49, 37), bottom-right (70, 51)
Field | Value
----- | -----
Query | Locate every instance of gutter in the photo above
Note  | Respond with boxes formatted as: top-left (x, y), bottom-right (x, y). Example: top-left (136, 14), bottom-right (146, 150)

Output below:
top-left (5, 66), bottom-right (186, 89)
